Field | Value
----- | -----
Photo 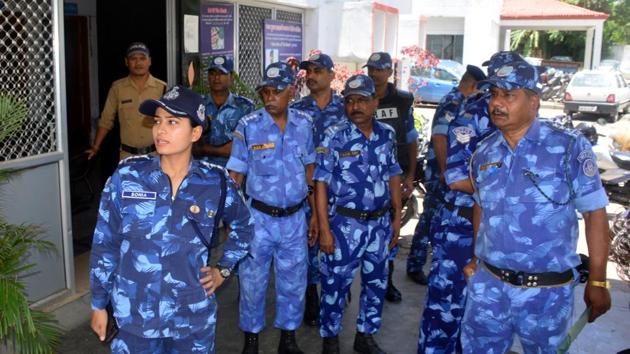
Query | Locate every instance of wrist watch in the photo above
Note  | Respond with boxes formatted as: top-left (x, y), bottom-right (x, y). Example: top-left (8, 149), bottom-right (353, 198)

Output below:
top-left (217, 265), bottom-right (231, 279)
top-left (588, 280), bottom-right (610, 289)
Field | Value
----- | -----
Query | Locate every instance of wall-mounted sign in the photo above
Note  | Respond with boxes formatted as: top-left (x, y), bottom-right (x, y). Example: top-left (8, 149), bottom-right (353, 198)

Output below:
top-left (200, 3), bottom-right (235, 59)
top-left (263, 19), bottom-right (302, 68)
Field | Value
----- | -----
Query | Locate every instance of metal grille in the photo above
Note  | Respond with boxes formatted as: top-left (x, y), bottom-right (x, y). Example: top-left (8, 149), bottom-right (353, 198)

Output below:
top-left (276, 10), bottom-right (302, 24)
top-left (0, 0), bottom-right (57, 161)
top-left (238, 5), bottom-right (272, 89)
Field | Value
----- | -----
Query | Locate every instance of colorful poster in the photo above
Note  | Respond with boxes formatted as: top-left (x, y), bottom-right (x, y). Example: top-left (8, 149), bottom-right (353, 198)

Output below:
top-left (263, 19), bottom-right (303, 68)
top-left (200, 3), bottom-right (234, 59)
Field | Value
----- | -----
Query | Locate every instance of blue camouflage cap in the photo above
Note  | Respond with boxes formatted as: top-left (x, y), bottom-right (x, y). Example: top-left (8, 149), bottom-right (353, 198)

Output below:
top-left (208, 55), bottom-right (234, 74)
top-left (126, 42), bottom-right (150, 57)
top-left (478, 61), bottom-right (543, 95)
top-left (466, 65), bottom-right (487, 81)
top-left (257, 62), bottom-right (295, 91)
top-left (342, 74), bottom-right (375, 97)
top-left (299, 52), bottom-right (334, 70)
top-left (139, 85), bottom-right (207, 129)
top-left (363, 52), bottom-right (392, 69)
top-left (482, 51), bottom-right (525, 76)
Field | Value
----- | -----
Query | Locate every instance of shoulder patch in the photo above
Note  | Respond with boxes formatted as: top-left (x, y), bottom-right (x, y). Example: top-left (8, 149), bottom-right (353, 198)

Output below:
top-left (582, 158), bottom-right (597, 177)
top-left (577, 149), bottom-right (594, 163)
top-left (452, 126), bottom-right (476, 144)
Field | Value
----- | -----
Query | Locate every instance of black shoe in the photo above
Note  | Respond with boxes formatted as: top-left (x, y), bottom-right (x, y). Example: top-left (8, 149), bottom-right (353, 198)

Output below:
top-left (242, 332), bottom-right (258, 354)
top-left (278, 330), bottom-right (304, 354)
top-left (407, 270), bottom-right (428, 285)
top-left (385, 261), bottom-right (402, 303)
top-left (353, 332), bottom-right (386, 354)
top-left (304, 284), bottom-right (320, 326)
top-left (322, 336), bottom-right (340, 354)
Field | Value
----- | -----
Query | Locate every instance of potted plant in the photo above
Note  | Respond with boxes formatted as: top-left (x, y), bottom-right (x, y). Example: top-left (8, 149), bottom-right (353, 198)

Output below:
top-left (0, 92), bottom-right (63, 354)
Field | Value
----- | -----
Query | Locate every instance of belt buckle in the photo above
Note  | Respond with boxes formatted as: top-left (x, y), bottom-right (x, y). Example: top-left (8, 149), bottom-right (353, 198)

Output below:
top-left (271, 208), bottom-right (280, 217)
top-left (525, 274), bottom-right (539, 287)
top-left (360, 212), bottom-right (368, 221)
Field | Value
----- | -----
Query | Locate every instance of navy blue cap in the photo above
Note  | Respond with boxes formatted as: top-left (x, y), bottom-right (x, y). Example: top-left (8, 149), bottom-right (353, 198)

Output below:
top-left (363, 52), bottom-right (392, 69)
top-left (126, 42), bottom-right (150, 57)
top-left (139, 86), bottom-right (207, 129)
top-left (466, 65), bottom-right (487, 81)
top-left (299, 53), bottom-right (334, 70)
top-left (207, 55), bottom-right (234, 74)
top-left (257, 62), bottom-right (295, 91)
top-left (482, 51), bottom-right (525, 76)
top-left (342, 74), bottom-right (375, 97)
top-left (478, 61), bottom-right (543, 95)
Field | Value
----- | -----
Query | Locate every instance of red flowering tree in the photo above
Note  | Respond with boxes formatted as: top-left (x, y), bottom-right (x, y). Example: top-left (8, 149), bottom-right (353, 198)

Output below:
top-left (400, 45), bottom-right (440, 94)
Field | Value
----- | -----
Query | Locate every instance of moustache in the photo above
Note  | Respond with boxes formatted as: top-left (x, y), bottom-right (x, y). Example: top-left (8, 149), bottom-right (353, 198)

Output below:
top-left (492, 108), bottom-right (508, 116)
top-left (306, 79), bottom-right (317, 86)
top-left (350, 111), bottom-right (364, 117)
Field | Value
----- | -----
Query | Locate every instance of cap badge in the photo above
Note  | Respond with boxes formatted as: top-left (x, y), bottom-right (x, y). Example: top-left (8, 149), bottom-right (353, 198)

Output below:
top-left (214, 57), bottom-right (225, 65)
top-left (163, 86), bottom-right (180, 100)
top-left (370, 53), bottom-right (381, 61)
top-left (310, 54), bottom-right (320, 61)
top-left (496, 65), bottom-right (513, 77)
top-left (197, 104), bottom-right (205, 122)
top-left (189, 204), bottom-right (200, 214)
top-left (348, 79), bottom-right (362, 89)
top-left (267, 67), bottom-right (280, 78)
top-left (207, 210), bottom-right (216, 217)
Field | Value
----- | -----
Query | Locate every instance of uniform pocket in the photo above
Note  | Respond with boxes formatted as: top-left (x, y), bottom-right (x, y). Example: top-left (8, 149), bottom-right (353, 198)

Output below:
top-left (120, 199), bottom-right (156, 235)
top-left (252, 149), bottom-right (275, 176)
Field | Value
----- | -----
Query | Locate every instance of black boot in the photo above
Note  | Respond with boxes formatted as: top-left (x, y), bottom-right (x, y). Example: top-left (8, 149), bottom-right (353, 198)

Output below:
top-left (353, 332), bottom-right (386, 354)
top-left (242, 332), bottom-right (258, 354)
top-left (407, 270), bottom-right (428, 285)
top-left (304, 284), bottom-right (320, 326)
top-left (322, 336), bottom-right (340, 354)
top-left (385, 261), bottom-right (402, 303)
top-left (278, 330), bottom-right (304, 354)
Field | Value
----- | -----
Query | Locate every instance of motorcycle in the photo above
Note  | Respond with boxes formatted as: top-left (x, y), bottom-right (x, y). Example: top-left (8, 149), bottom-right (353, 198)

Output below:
top-left (541, 70), bottom-right (572, 102)
top-left (586, 124), bottom-right (630, 206)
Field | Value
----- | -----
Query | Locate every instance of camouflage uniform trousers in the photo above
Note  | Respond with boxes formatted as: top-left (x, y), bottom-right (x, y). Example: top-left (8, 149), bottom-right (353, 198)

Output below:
top-left (418, 204), bottom-right (473, 354)
top-left (406, 195), bottom-right (439, 273)
top-left (461, 265), bottom-right (576, 354)
top-left (239, 208), bottom-right (308, 333)
top-left (319, 213), bottom-right (392, 337)
top-left (111, 300), bottom-right (217, 354)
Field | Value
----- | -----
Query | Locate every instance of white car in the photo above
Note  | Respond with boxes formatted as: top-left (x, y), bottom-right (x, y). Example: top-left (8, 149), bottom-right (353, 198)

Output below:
top-left (563, 70), bottom-right (630, 122)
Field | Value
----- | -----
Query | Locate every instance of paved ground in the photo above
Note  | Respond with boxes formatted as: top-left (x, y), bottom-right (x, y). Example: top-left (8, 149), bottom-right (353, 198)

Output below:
top-left (51, 103), bottom-right (630, 353)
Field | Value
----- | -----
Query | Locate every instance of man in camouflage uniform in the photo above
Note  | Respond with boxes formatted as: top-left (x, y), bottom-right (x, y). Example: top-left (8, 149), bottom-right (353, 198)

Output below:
top-left (290, 52), bottom-right (346, 326)
top-left (462, 60), bottom-right (611, 353)
top-left (194, 55), bottom-right (254, 166)
top-left (227, 62), bottom-right (316, 354)
top-left (315, 74), bottom-right (402, 354)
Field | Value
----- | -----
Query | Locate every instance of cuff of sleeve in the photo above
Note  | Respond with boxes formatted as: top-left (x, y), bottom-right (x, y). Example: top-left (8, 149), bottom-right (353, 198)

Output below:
top-left (314, 169), bottom-right (332, 185)
top-left (432, 125), bottom-right (448, 136)
top-left (226, 157), bottom-right (247, 174)
top-left (444, 167), bottom-right (469, 186)
top-left (575, 188), bottom-right (608, 213)
top-left (304, 152), bottom-right (316, 165)
top-left (389, 164), bottom-right (403, 176)
top-left (406, 130), bottom-right (418, 143)
top-left (91, 296), bottom-right (108, 310)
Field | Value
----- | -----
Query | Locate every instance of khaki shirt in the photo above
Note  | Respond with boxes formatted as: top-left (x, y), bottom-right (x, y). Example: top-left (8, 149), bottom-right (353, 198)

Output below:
top-left (98, 75), bottom-right (167, 154)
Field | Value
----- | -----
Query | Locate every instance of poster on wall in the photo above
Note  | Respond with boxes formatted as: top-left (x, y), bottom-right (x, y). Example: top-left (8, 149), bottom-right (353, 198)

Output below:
top-left (263, 19), bottom-right (303, 68)
top-left (200, 3), bottom-right (235, 62)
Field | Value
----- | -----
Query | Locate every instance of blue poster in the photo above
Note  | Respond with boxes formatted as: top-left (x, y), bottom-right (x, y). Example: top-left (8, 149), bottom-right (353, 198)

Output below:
top-left (263, 19), bottom-right (303, 68)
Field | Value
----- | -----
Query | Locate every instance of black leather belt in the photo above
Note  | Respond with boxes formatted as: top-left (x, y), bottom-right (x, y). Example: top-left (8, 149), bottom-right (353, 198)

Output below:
top-left (483, 261), bottom-right (573, 288)
top-left (336, 205), bottom-right (390, 221)
top-left (251, 198), bottom-right (304, 217)
top-left (444, 203), bottom-right (473, 222)
top-left (121, 143), bottom-right (156, 155)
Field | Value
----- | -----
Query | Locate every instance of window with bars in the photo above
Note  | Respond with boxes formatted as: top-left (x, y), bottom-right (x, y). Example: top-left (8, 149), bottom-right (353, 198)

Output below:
top-left (237, 5), bottom-right (302, 89)
top-left (0, 0), bottom-right (57, 162)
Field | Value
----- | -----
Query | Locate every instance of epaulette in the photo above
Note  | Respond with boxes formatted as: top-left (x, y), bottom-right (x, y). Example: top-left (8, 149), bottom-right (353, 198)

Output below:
top-left (539, 118), bottom-right (580, 138)
top-left (234, 95), bottom-right (254, 108)
top-left (324, 119), bottom-right (349, 137)
top-left (118, 154), bottom-right (152, 167)
top-left (198, 159), bottom-right (230, 178)
top-left (154, 78), bottom-right (168, 88)
top-left (240, 110), bottom-right (263, 126)
top-left (291, 108), bottom-right (314, 123)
